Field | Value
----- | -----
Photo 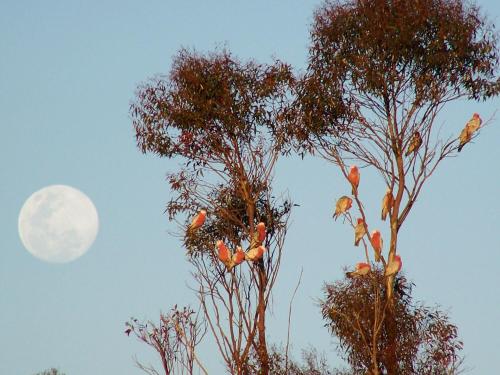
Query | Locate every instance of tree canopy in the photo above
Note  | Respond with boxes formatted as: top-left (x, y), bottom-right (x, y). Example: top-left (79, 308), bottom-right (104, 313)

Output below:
top-left (291, 0), bottom-right (500, 307)
top-left (322, 272), bottom-right (463, 374)
top-left (131, 49), bottom-right (295, 373)
top-left (298, 0), bottom-right (500, 143)
top-left (128, 1), bottom-right (499, 374)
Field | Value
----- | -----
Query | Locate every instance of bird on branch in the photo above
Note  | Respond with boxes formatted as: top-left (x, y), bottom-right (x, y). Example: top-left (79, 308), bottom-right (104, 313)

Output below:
top-left (381, 189), bottom-right (394, 221)
top-left (405, 131), bottom-right (422, 156)
top-left (347, 165), bottom-right (360, 194)
top-left (187, 209), bottom-right (206, 235)
top-left (370, 230), bottom-right (383, 262)
top-left (333, 196), bottom-right (352, 220)
top-left (346, 262), bottom-right (371, 278)
top-left (458, 113), bottom-right (482, 152)
top-left (245, 245), bottom-right (266, 261)
top-left (354, 218), bottom-right (366, 246)
top-left (385, 255), bottom-right (402, 277)
top-left (232, 246), bottom-right (245, 267)
top-left (217, 241), bottom-right (245, 271)
top-left (250, 222), bottom-right (266, 248)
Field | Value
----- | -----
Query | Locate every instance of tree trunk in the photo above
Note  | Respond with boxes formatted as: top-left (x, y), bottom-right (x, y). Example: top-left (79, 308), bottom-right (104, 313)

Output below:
top-left (384, 307), bottom-right (399, 374)
top-left (386, 130), bottom-right (404, 374)
top-left (257, 263), bottom-right (269, 374)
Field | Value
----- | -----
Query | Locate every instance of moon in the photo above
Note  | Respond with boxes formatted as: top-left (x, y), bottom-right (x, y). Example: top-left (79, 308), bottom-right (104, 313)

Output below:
top-left (18, 185), bottom-right (99, 263)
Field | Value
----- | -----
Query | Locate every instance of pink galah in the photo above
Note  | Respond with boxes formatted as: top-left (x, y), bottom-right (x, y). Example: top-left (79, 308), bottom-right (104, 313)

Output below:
top-left (346, 262), bottom-right (371, 278)
top-left (466, 112), bottom-right (482, 132)
top-left (381, 189), bottom-right (393, 221)
top-left (188, 209), bottom-right (206, 232)
top-left (216, 240), bottom-right (231, 264)
top-left (354, 218), bottom-right (366, 246)
top-left (347, 165), bottom-right (360, 194)
top-left (405, 131), bottom-right (422, 156)
top-left (232, 246), bottom-right (245, 266)
top-left (333, 196), bottom-right (353, 220)
top-left (250, 222), bottom-right (266, 249)
top-left (245, 245), bottom-right (266, 261)
top-left (458, 113), bottom-right (482, 152)
top-left (385, 255), bottom-right (402, 277)
top-left (217, 240), bottom-right (242, 271)
top-left (370, 230), bottom-right (383, 262)
top-left (256, 222), bottom-right (266, 243)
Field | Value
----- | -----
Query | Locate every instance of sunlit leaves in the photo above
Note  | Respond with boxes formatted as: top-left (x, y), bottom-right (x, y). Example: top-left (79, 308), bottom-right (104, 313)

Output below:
top-left (131, 49), bottom-right (295, 162)
top-left (322, 272), bottom-right (463, 374)
top-left (295, 0), bottom-right (500, 143)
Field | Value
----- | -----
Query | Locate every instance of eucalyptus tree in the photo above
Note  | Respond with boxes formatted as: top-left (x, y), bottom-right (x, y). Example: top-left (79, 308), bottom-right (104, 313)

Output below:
top-left (290, 0), bottom-right (500, 373)
top-left (322, 272), bottom-right (464, 374)
top-left (131, 49), bottom-right (295, 374)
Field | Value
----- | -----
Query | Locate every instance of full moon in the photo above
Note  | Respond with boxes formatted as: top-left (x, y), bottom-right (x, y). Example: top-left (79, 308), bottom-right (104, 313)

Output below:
top-left (18, 185), bottom-right (99, 263)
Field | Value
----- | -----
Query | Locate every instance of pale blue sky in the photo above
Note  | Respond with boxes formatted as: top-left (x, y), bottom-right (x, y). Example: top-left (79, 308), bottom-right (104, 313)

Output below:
top-left (1, 1), bottom-right (499, 374)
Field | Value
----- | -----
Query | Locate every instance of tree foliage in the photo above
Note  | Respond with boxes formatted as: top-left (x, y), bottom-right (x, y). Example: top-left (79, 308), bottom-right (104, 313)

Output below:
top-left (246, 346), bottom-right (339, 375)
top-left (127, 1), bottom-right (499, 373)
top-left (292, 0), bottom-right (500, 303)
top-left (322, 271), bottom-right (463, 374)
top-left (132, 48), bottom-right (293, 164)
top-left (291, 2), bottom-right (493, 371)
top-left (297, 0), bottom-right (500, 145)
top-left (126, 306), bottom-right (206, 375)
top-left (131, 49), bottom-right (295, 374)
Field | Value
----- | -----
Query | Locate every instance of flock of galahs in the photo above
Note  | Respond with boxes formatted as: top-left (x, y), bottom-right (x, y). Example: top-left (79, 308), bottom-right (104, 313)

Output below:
top-left (405, 113), bottom-right (482, 156)
top-left (408, 113), bottom-right (482, 156)
top-left (186, 115), bottom-right (481, 278)
top-left (346, 255), bottom-right (402, 278)
top-left (188, 210), bottom-right (266, 271)
top-left (339, 113), bottom-right (482, 279)
top-left (334, 165), bottom-right (402, 278)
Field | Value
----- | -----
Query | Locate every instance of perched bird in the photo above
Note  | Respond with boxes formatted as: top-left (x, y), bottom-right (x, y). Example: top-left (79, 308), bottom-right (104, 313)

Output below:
top-left (385, 254), bottom-right (402, 277)
top-left (370, 230), bottom-right (383, 262)
top-left (333, 196), bottom-right (353, 220)
top-left (245, 245), bottom-right (266, 261)
top-left (458, 113), bottom-right (482, 152)
top-left (354, 218), bottom-right (366, 246)
top-left (256, 222), bottom-right (266, 243)
top-left (346, 262), bottom-right (371, 278)
top-left (347, 165), bottom-right (360, 194)
top-left (466, 112), bottom-right (482, 132)
top-left (458, 126), bottom-right (472, 152)
top-left (232, 246), bottom-right (245, 266)
top-left (381, 189), bottom-right (394, 221)
top-left (216, 240), bottom-right (232, 269)
top-left (251, 222), bottom-right (267, 248)
top-left (217, 242), bottom-right (246, 271)
top-left (405, 131), bottom-right (422, 156)
top-left (188, 209), bottom-right (207, 233)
